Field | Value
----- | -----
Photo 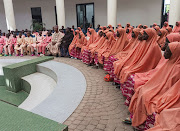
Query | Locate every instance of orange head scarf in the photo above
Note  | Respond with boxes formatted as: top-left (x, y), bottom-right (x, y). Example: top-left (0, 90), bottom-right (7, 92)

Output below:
top-left (99, 26), bottom-right (103, 30)
top-left (87, 29), bottom-right (98, 46)
top-left (81, 29), bottom-right (97, 53)
top-left (162, 21), bottom-right (169, 29)
top-left (154, 26), bottom-right (160, 34)
top-left (134, 36), bottom-right (180, 91)
top-left (129, 42), bottom-right (180, 127)
top-left (88, 30), bottom-right (103, 50)
top-left (118, 24), bottom-right (122, 28)
top-left (153, 23), bottom-right (157, 27)
top-left (137, 24), bottom-right (143, 29)
top-left (103, 26), bottom-right (107, 31)
top-left (90, 35), bottom-right (106, 57)
top-left (119, 28), bottom-right (162, 83)
top-left (115, 28), bottom-right (141, 59)
top-left (127, 27), bottom-right (132, 40)
top-left (167, 33), bottom-right (180, 42)
top-left (157, 29), bottom-right (168, 47)
top-left (108, 24), bottom-right (113, 29)
top-left (69, 30), bottom-right (80, 53)
top-left (143, 25), bottom-right (148, 29)
top-left (97, 32), bottom-right (116, 64)
top-left (173, 21), bottom-right (180, 33)
top-left (166, 26), bottom-right (172, 34)
top-left (125, 23), bottom-right (131, 30)
top-left (113, 31), bottom-right (146, 77)
top-left (103, 28), bottom-right (129, 59)
top-left (76, 32), bottom-right (87, 49)
top-left (77, 27), bottom-right (81, 31)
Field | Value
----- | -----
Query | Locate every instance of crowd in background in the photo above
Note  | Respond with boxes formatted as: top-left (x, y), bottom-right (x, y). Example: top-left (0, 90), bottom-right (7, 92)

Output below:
top-left (0, 21), bottom-right (180, 130)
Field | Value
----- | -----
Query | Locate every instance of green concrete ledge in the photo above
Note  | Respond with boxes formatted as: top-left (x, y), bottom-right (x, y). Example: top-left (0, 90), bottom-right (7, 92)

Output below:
top-left (0, 101), bottom-right (68, 131)
top-left (0, 75), bottom-right (5, 86)
top-left (3, 56), bottom-right (54, 93)
top-left (21, 79), bottom-right (31, 94)
top-left (0, 86), bottom-right (28, 106)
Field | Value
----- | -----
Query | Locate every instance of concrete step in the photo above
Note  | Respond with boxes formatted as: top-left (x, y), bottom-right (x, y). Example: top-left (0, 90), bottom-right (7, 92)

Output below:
top-left (30, 61), bottom-right (86, 123)
top-left (19, 72), bottom-right (56, 111)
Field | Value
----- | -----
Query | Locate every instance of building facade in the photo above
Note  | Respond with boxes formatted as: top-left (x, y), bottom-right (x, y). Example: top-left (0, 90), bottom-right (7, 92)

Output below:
top-left (0, 0), bottom-right (179, 32)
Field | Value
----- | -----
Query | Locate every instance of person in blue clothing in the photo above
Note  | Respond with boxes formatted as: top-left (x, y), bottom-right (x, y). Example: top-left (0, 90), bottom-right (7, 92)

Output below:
top-left (72, 25), bottom-right (76, 31)
top-left (96, 24), bottom-right (100, 32)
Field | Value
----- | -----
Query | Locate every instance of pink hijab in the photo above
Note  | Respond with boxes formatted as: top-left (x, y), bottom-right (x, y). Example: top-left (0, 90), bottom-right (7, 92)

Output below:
top-left (162, 21), bottom-right (170, 29)
top-left (129, 42), bottom-right (180, 127)
top-left (81, 28), bottom-right (97, 53)
top-left (97, 32), bottom-right (116, 64)
top-left (119, 28), bottom-right (162, 83)
top-left (69, 30), bottom-right (79, 53)
top-left (173, 21), bottom-right (180, 33)
top-left (102, 28), bottom-right (129, 59)
top-left (127, 27), bottom-right (132, 40)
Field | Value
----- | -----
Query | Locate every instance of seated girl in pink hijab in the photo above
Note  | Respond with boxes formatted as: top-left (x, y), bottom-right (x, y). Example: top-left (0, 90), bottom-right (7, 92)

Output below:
top-left (0, 35), bottom-right (5, 56)
top-left (3, 34), bottom-right (12, 56)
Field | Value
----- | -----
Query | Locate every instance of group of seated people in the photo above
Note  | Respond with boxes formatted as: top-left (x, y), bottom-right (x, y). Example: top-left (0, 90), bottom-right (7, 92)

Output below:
top-left (0, 21), bottom-right (180, 130)
top-left (0, 26), bottom-right (74, 57)
top-left (68, 21), bottom-right (180, 131)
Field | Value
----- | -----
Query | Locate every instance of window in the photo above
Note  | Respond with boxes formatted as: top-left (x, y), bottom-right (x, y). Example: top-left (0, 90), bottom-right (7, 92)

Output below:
top-left (31, 7), bottom-right (42, 23)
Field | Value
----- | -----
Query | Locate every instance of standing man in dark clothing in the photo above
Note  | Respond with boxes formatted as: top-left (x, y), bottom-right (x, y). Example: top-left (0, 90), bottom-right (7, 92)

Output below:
top-left (60, 28), bottom-right (74, 57)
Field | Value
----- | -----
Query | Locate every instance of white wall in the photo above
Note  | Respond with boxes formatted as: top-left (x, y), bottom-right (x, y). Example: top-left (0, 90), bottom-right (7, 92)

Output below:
top-left (13, 0), bottom-right (56, 30)
top-left (117, 0), bottom-right (162, 27)
top-left (0, 0), bottom-right (162, 32)
top-left (0, 0), bottom-right (7, 32)
top-left (169, 0), bottom-right (180, 26)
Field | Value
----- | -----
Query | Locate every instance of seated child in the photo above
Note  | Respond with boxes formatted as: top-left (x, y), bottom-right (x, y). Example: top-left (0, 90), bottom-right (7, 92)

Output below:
top-left (14, 32), bottom-right (25, 56)
top-left (3, 34), bottom-right (12, 56)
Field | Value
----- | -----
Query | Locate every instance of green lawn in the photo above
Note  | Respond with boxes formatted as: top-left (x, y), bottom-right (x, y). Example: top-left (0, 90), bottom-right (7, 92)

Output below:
top-left (0, 86), bottom-right (28, 106)
top-left (0, 101), bottom-right (68, 131)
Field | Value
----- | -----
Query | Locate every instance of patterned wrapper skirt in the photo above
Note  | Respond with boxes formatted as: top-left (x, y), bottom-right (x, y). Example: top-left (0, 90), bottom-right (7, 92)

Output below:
top-left (130, 113), bottom-right (156, 130)
top-left (107, 56), bottom-right (119, 81)
top-left (82, 49), bottom-right (93, 65)
top-left (120, 74), bottom-right (135, 106)
top-left (70, 46), bottom-right (76, 57)
top-left (94, 52), bottom-right (99, 65)
top-left (70, 46), bottom-right (82, 59)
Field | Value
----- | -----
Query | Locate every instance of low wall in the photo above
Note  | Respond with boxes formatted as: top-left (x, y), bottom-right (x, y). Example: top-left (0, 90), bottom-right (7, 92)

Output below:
top-left (3, 56), bottom-right (54, 93)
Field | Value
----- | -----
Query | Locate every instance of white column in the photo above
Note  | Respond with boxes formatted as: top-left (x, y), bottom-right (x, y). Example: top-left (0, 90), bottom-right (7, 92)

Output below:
top-left (3, 0), bottom-right (16, 31)
top-left (107, 0), bottom-right (117, 28)
top-left (169, 0), bottom-right (180, 26)
top-left (56, 0), bottom-right (66, 28)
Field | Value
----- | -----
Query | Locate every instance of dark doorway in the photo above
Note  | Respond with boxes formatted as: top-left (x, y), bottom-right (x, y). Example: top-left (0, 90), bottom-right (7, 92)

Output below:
top-left (161, 0), bottom-right (170, 27)
top-left (31, 7), bottom-right (42, 23)
top-left (76, 3), bottom-right (94, 30)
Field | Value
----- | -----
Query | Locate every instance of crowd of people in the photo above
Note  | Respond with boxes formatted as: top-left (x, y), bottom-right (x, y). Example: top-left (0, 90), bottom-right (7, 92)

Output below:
top-left (68, 21), bottom-right (180, 131)
top-left (0, 26), bottom-right (74, 57)
top-left (0, 21), bottom-right (180, 130)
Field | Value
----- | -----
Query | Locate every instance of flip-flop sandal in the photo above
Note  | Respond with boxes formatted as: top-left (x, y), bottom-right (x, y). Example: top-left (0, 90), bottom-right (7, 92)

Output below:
top-left (123, 117), bottom-right (132, 124)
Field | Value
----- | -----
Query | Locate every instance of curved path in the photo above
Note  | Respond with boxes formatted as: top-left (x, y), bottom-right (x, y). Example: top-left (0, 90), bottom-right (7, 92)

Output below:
top-left (54, 57), bottom-right (133, 131)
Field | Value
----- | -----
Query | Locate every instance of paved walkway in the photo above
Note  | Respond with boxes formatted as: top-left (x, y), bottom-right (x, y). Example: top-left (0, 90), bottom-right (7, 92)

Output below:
top-left (0, 56), bottom-right (133, 131)
top-left (54, 58), bottom-right (133, 131)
